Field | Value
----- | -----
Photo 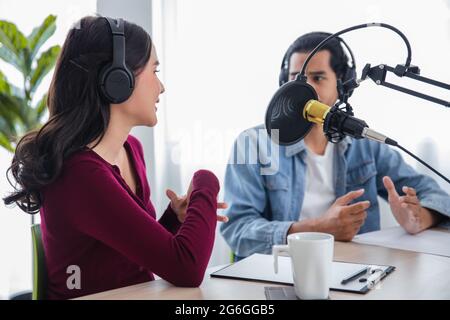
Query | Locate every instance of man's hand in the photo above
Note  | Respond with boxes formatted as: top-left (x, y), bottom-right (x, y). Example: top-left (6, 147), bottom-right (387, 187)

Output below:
top-left (382, 176), bottom-right (439, 234)
top-left (289, 189), bottom-right (369, 241)
top-left (166, 179), bottom-right (228, 223)
top-left (316, 189), bottom-right (370, 241)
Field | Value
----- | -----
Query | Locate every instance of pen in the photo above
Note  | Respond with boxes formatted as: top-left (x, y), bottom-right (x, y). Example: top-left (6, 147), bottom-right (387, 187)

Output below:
top-left (341, 267), bottom-right (369, 285)
top-left (367, 269), bottom-right (385, 289)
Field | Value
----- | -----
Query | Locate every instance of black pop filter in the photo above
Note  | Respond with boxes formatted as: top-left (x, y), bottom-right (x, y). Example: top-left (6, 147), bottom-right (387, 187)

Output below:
top-left (265, 79), bottom-right (318, 145)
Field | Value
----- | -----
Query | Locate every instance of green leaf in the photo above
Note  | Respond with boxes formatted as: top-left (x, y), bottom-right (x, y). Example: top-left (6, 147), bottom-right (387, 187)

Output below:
top-left (25, 93), bottom-right (49, 125)
top-left (0, 115), bottom-right (15, 138)
top-left (34, 93), bottom-right (48, 122)
top-left (0, 19), bottom-right (27, 71)
top-left (8, 82), bottom-right (24, 99)
top-left (0, 44), bottom-right (23, 72)
top-left (29, 45), bottom-right (60, 95)
top-left (0, 69), bottom-right (11, 94)
top-left (0, 94), bottom-right (23, 138)
top-left (0, 130), bottom-right (14, 152)
top-left (0, 92), bottom-right (23, 124)
top-left (27, 15), bottom-right (57, 62)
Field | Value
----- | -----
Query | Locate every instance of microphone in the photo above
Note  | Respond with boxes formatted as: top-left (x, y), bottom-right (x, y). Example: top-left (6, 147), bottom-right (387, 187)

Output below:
top-left (304, 99), bottom-right (397, 146)
top-left (264, 77), bottom-right (450, 185)
top-left (264, 78), bottom-right (397, 146)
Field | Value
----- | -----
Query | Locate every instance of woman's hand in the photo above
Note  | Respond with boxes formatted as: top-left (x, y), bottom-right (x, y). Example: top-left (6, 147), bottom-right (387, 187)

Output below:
top-left (166, 179), bottom-right (228, 223)
top-left (382, 176), bottom-right (440, 234)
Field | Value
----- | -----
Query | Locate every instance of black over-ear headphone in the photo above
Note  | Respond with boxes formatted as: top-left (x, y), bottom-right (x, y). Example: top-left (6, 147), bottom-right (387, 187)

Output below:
top-left (98, 17), bottom-right (135, 104)
top-left (278, 32), bottom-right (357, 101)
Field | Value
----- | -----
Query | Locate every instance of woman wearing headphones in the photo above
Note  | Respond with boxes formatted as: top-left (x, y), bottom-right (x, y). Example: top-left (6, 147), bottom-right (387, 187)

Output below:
top-left (3, 16), bottom-right (227, 300)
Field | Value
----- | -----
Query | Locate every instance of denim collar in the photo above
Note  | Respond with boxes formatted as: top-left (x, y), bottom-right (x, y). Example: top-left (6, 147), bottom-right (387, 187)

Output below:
top-left (284, 136), bottom-right (353, 157)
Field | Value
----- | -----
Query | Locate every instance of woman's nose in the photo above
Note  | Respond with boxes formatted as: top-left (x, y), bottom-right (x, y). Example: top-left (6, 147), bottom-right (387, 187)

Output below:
top-left (160, 80), bottom-right (165, 94)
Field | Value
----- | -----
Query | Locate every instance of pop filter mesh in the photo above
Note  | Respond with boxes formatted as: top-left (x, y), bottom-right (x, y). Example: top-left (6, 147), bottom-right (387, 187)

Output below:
top-left (265, 80), bottom-right (318, 145)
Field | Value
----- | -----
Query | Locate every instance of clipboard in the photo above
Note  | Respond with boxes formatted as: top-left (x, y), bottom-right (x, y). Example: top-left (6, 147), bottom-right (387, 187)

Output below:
top-left (211, 253), bottom-right (395, 294)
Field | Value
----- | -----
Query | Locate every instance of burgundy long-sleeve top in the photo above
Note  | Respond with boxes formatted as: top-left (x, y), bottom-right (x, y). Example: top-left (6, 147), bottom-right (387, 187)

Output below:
top-left (40, 135), bottom-right (219, 300)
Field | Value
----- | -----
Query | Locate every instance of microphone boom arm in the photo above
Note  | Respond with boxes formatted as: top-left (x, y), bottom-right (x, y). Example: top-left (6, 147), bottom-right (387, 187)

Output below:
top-left (361, 63), bottom-right (450, 107)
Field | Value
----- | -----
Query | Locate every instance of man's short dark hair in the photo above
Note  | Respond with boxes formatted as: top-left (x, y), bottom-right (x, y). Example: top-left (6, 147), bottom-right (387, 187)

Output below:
top-left (284, 32), bottom-right (350, 80)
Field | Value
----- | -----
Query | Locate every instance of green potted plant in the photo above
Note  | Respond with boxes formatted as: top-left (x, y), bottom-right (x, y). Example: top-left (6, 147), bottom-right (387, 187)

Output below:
top-left (0, 16), bottom-right (61, 299)
top-left (0, 14), bottom-right (60, 152)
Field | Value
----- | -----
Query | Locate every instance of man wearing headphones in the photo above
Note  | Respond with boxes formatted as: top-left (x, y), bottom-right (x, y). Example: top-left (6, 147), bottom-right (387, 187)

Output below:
top-left (220, 32), bottom-right (450, 260)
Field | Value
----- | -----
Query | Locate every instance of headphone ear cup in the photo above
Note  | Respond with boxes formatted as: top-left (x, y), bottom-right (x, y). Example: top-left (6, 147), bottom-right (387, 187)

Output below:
top-left (278, 49), bottom-right (291, 87)
top-left (279, 69), bottom-right (288, 87)
top-left (344, 66), bottom-right (357, 98)
top-left (99, 64), bottom-right (135, 103)
top-left (337, 66), bottom-right (357, 100)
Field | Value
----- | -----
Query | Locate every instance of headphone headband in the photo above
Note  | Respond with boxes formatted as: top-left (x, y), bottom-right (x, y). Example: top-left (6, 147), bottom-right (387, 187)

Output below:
top-left (105, 17), bottom-right (124, 35)
top-left (335, 36), bottom-right (356, 70)
top-left (104, 18), bottom-right (126, 69)
top-left (279, 33), bottom-right (356, 87)
top-left (98, 17), bottom-right (135, 104)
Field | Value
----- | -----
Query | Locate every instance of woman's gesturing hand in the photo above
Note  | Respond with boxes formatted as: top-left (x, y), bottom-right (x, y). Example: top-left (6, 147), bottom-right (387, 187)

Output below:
top-left (166, 179), bottom-right (228, 223)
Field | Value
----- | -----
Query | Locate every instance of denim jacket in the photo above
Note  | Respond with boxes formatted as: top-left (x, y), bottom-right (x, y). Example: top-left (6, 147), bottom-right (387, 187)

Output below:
top-left (220, 124), bottom-right (450, 259)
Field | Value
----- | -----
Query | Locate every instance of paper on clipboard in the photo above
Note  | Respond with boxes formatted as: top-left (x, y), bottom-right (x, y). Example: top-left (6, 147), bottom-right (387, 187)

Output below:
top-left (353, 226), bottom-right (450, 257)
top-left (210, 253), bottom-right (394, 294)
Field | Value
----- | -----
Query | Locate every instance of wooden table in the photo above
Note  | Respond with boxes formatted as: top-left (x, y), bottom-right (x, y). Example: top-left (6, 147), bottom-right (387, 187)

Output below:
top-left (76, 236), bottom-right (450, 300)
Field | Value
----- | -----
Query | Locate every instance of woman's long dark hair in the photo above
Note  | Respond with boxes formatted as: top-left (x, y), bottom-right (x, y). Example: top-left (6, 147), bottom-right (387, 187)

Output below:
top-left (3, 16), bottom-right (152, 214)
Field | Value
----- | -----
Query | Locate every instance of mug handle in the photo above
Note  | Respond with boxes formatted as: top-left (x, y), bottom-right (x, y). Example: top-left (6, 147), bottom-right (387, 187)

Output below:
top-left (273, 245), bottom-right (290, 274)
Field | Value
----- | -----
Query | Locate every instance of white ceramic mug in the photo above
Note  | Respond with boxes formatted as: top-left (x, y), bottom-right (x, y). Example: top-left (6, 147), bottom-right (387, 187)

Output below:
top-left (273, 232), bottom-right (334, 300)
